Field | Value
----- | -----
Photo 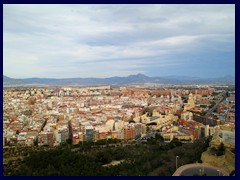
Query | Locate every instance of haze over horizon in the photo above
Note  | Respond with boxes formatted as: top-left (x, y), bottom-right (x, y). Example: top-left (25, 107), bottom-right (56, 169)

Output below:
top-left (3, 73), bottom-right (235, 80)
top-left (3, 4), bottom-right (235, 79)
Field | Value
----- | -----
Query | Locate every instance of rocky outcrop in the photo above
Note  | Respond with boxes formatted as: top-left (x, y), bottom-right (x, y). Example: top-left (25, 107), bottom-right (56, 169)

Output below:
top-left (201, 125), bottom-right (235, 174)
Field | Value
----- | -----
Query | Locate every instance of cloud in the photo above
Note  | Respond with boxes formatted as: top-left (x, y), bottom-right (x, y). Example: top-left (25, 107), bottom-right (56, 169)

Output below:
top-left (3, 4), bottom-right (235, 78)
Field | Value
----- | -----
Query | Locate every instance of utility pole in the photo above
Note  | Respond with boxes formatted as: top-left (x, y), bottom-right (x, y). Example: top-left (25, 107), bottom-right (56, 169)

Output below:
top-left (176, 156), bottom-right (179, 170)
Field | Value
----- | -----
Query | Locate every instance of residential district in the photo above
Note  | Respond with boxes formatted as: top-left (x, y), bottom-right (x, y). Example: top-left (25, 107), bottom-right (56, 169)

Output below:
top-left (3, 84), bottom-right (235, 175)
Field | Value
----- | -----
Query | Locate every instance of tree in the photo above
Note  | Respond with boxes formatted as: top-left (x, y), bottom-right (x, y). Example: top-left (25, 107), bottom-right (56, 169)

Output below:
top-left (170, 138), bottom-right (182, 147)
top-left (216, 142), bottom-right (225, 156)
top-left (155, 133), bottom-right (164, 142)
top-left (66, 138), bottom-right (72, 145)
top-left (97, 152), bottom-right (112, 164)
top-left (218, 142), bottom-right (225, 151)
top-left (230, 170), bottom-right (235, 176)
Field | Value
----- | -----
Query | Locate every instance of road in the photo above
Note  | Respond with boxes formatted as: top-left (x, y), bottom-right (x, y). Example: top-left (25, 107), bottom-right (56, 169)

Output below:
top-left (172, 163), bottom-right (229, 176)
top-left (205, 91), bottom-right (226, 117)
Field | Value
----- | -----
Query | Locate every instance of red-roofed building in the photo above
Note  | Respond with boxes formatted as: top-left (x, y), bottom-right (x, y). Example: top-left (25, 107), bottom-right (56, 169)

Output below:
top-left (178, 126), bottom-right (198, 140)
top-left (195, 89), bottom-right (213, 95)
top-left (99, 132), bottom-right (107, 140)
top-left (176, 110), bottom-right (183, 116)
top-left (107, 116), bottom-right (113, 120)
top-left (38, 132), bottom-right (54, 146)
top-left (72, 134), bottom-right (80, 145)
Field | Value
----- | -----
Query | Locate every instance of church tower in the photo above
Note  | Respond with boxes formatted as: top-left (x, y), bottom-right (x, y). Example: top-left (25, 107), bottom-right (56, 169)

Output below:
top-left (188, 93), bottom-right (195, 108)
top-left (184, 93), bottom-right (195, 110)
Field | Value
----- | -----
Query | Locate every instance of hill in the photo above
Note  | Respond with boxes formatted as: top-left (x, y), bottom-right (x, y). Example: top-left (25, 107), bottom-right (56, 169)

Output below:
top-left (3, 74), bottom-right (235, 87)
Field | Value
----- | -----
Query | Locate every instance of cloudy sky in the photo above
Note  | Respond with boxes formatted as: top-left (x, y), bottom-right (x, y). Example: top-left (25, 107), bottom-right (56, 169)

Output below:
top-left (3, 4), bottom-right (235, 78)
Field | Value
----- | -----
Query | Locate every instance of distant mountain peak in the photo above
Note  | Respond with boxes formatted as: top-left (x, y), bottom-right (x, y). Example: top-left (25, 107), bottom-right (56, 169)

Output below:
top-left (128, 73), bottom-right (148, 77)
top-left (3, 75), bottom-right (12, 80)
top-left (222, 74), bottom-right (234, 78)
top-left (3, 75), bottom-right (10, 78)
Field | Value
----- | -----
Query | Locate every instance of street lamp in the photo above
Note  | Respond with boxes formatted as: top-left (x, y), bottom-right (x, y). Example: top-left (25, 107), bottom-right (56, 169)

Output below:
top-left (176, 156), bottom-right (179, 170)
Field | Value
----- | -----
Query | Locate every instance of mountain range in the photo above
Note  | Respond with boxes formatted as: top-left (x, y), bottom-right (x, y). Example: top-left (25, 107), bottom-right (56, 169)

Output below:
top-left (3, 74), bottom-right (235, 87)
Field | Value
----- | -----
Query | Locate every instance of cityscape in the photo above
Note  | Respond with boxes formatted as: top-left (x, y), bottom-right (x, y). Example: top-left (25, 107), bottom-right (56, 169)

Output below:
top-left (3, 4), bottom-right (235, 176)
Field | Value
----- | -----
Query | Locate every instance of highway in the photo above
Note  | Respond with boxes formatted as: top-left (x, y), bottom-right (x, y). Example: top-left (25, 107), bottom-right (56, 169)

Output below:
top-left (205, 91), bottom-right (227, 117)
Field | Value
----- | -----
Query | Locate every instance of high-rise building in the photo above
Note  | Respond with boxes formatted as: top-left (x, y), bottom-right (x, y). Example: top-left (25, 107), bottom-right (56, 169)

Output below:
top-left (205, 124), bottom-right (210, 137)
top-left (58, 128), bottom-right (69, 144)
top-left (134, 123), bottom-right (142, 139)
top-left (141, 124), bottom-right (147, 136)
top-left (85, 125), bottom-right (94, 141)
top-left (124, 125), bottom-right (135, 140)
